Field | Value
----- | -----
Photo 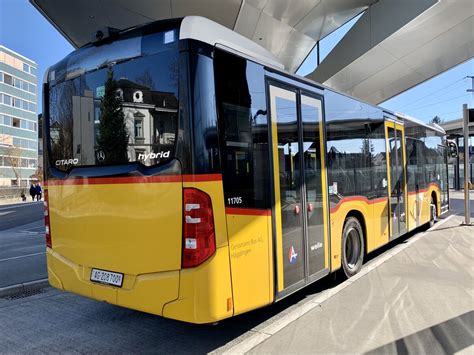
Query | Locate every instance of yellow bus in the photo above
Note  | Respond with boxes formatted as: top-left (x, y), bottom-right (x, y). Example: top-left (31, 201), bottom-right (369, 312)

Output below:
top-left (43, 16), bottom-right (449, 324)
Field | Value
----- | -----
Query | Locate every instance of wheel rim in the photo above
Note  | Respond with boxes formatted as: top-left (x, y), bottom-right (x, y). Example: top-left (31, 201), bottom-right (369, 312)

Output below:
top-left (345, 227), bottom-right (361, 270)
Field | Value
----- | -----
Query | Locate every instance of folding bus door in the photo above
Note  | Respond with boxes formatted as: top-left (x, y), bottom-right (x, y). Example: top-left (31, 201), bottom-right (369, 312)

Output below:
top-left (268, 81), bottom-right (329, 297)
top-left (385, 121), bottom-right (407, 238)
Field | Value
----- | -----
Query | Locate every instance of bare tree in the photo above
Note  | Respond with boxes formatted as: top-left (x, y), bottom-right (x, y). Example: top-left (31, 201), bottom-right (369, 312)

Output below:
top-left (3, 145), bottom-right (23, 186)
top-left (430, 116), bottom-right (443, 124)
top-left (30, 165), bottom-right (43, 182)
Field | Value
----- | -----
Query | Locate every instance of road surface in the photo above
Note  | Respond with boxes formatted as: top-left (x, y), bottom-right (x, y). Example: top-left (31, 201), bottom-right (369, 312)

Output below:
top-left (0, 202), bottom-right (45, 288)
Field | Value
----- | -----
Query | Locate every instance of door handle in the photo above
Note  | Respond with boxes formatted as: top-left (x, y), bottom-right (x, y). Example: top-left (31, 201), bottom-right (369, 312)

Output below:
top-left (294, 205), bottom-right (300, 215)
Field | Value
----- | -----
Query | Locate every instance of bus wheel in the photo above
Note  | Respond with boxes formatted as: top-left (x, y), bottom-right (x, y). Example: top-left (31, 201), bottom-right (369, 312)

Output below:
top-left (429, 197), bottom-right (437, 227)
top-left (342, 217), bottom-right (365, 278)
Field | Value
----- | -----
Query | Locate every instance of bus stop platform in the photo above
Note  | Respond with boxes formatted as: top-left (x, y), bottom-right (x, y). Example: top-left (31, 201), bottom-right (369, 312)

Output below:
top-left (225, 214), bottom-right (474, 354)
top-left (0, 214), bottom-right (472, 354)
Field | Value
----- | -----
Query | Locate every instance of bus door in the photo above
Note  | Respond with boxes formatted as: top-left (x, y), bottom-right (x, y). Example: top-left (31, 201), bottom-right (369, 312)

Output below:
top-left (385, 121), bottom-right (407, 238)
top-left (268, 82), bottom-right (329, 296)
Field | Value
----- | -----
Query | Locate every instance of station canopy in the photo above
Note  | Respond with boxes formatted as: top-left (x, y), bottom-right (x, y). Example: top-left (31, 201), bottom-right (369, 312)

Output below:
top-left (31, 0), bottom-right (473, 104)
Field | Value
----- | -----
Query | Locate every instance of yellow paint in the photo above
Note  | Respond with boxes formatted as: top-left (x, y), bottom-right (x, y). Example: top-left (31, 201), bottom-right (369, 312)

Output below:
top-left (407, 192), bottom-right (419, 229)
top-left (269, 85), bottom-right (290, 292)
top-left (384, 121), bottom-right (408, 238)
top-left (369, 199), bottom-right (390, 251)
top-left (406, 184), bottom-right (441, 231)
top-left (47, 178), bottom-right (234, 323)
top-left (162, 246), bottom-right (233, 323)
top-left (47, 248), bottom-right (180, 316)
top-left (319, 109), bottom-right (329, 269)
top-left (399, 125), bottom-right (408, 231)
top-left (48, 182), bottom-right (183, 275)
top-left (226, 213), bottom-right (273, 315)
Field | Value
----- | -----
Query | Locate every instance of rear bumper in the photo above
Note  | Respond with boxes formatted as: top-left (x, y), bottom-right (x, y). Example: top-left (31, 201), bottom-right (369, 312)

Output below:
top-left (47, 246), bottom-right (233, 324)
top-left (47, 249), bottom-right (179, 316)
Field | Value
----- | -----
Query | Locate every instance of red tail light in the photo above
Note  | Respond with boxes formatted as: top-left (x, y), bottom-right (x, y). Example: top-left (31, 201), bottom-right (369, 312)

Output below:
top-left (182, 188), bottom-right (216, 268)
top-left (44, 189), bottom-right (52, 248)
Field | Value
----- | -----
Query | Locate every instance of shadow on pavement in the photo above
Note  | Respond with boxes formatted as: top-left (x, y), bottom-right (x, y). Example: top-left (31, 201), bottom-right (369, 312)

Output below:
top-left (365, 310), bottom-right (474, 355)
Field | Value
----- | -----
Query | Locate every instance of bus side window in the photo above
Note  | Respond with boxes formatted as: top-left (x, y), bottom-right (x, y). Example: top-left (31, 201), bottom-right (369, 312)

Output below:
top-left (214, 50), bottom-right (271, 209)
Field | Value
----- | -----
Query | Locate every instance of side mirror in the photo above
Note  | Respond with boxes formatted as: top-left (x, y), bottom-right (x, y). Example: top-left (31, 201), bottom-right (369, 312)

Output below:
top-left (447, 140), bottom-right (458, 158)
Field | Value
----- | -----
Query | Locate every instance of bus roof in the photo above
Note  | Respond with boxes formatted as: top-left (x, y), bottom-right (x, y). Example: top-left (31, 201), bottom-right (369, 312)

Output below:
top-left (180, 16), bottom-right (284, 70)
top-left (394, 112), bottom-right (446, 135)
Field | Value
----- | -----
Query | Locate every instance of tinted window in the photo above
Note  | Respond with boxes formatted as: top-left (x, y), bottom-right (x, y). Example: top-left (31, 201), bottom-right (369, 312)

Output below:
top-left (214, 50), bottom-right (271, 209)
top-left (325, 90), bottom-right (386, 206)
top-left (405, 124), bottom-right (428, 190)
top-left (189, 52), bottom-right (220, 174)
top-left (48, 49), bottom-right (179, 171)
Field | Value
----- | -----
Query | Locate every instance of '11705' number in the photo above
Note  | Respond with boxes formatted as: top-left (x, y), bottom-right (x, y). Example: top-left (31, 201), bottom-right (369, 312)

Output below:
top-left (227, 197), bottom-right (242, 205)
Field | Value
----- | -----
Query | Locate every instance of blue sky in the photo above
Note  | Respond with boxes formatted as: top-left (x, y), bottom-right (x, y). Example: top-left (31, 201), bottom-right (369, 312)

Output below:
top-left (1, 0), bottom-right (472, 123)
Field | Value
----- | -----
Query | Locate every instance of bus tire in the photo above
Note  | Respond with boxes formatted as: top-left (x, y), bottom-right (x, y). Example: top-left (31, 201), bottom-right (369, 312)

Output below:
top-left (341, 217), bottom-right (364, 278)
top-left (429, 196), bottom-right (437, 227)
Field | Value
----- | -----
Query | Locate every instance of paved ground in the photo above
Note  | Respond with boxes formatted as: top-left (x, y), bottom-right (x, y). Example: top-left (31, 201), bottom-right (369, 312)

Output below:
top-left (0, 201), bottom-right (43, 231)
top-left (0, 220), bottom-right (46, 288)
top-left (245, 214), bottom-right (474, 354)
top-left (449, 190), bottom-right (474, 219)
top-left (0, 203), bottom-right (46, 288)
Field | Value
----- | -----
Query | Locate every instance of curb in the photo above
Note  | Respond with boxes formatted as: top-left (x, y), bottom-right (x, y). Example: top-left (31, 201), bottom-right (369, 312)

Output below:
top-left (0, 278), bottom-right (49, 298)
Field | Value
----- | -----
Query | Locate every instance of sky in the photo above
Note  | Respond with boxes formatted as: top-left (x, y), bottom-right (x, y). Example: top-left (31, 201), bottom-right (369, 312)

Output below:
top-left (0, 0), bottom-right (74, 112)
top-left (0, 0), bottom-right (472, 123)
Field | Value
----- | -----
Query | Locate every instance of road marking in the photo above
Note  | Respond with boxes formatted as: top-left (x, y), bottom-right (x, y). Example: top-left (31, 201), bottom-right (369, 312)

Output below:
top-left (222, 215), bottom-right (456, 354)
top-left (0, 211), bottom-right (13, 216)
top-left (0, 202), bottom-right (42, 211)
top-left (0, 252), bottom-right (46, 263)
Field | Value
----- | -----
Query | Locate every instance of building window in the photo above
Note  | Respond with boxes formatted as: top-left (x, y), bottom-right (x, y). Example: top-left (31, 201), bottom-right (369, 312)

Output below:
top-left (23, 63), bottom-right (30, 73)
top-left (134, 119), bottom-right (143, 138)
top-left (11, 179), bottom-right (18, 187)
top-left (4, 74), bottom-right (13, 85)
top-left (0, 71), bottom-right (36, 94)
top-left (12, 117), bottom-right (20, 127)
top-left (2, 94), bottom-right (12, 105)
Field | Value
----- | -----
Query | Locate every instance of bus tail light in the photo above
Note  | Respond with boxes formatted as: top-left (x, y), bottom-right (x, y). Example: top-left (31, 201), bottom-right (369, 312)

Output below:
top-left (182, 188), bottom-right (216, 268)
top-left (44, 190), bottom-right (52, 248)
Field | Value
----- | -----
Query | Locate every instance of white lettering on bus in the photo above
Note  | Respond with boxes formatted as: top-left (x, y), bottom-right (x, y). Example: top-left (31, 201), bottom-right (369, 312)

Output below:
top-left (138, 151), bottom-right (170, 161)
top-left (55, 158), bottom-right (79, 166)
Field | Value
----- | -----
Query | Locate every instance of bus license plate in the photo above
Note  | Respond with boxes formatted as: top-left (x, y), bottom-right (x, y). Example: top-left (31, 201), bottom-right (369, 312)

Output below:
top-left (90, 268), bottom-right (123, 287)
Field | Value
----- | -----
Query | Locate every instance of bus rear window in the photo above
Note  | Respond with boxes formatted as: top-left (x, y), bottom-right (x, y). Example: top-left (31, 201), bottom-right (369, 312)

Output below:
top-left (48, 50), bottom-right (178, 171)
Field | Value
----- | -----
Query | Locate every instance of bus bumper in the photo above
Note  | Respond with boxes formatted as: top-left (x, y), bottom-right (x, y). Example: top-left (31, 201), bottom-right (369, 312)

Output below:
top-left (47, 246), bottom-right (233, 324)
top-left (162, 246), bottom-right (234, 324)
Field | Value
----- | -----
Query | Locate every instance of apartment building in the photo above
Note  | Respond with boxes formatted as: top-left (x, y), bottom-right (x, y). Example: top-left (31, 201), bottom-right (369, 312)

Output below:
top-left (0, 45), bottom-right (38, 187)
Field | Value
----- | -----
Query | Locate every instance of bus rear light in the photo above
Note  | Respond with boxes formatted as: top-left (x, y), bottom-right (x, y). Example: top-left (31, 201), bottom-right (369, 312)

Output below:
top-left (44, 190), bottom-right (52, 248)
top-left (182, 188), bottom-right (216, 268)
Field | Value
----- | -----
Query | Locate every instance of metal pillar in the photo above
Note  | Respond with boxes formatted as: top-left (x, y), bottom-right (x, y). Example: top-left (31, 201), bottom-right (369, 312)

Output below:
top-left (316, 41), bottom-right (320, 66)
top-left (462, 104), bottom-right (471, 225)
top-left (455, 137), bottom-right (460, 190)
